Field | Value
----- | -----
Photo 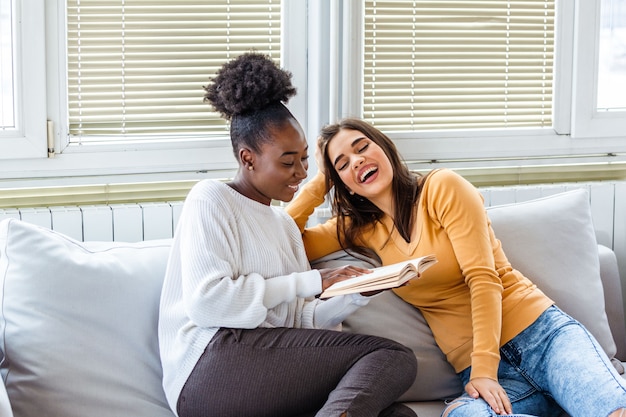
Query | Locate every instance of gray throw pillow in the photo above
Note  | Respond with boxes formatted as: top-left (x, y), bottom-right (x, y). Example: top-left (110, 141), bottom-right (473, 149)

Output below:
top-left (0, 219), bottom-right (175, 417)
top-left (311, 252), bottom-right (463, 402)
top-left (486, 188), bottom-right (619, 371)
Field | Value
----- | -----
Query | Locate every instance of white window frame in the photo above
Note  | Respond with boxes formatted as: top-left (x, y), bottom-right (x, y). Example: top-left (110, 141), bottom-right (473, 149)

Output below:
top-left (1, 0), bottom-right (307, 188)
top-left (570, 0), bottom-right (626, 138)
top-left (2, 0), bottom-right (625, 188)
top-left (0, 0), bottom-right (47, 159)
top-left (329, 0), bottom-right (626, 171)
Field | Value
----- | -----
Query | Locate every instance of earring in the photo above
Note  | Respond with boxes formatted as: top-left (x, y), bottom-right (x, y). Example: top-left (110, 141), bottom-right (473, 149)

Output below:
top-left (248, 165), bottom-right (253, 171)
top-left (349, 190), bottom-right (354, 195)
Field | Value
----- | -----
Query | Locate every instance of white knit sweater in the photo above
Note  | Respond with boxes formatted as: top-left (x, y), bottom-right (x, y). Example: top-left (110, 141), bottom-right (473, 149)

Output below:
top-left (158, 180), bottom-right (369, 414)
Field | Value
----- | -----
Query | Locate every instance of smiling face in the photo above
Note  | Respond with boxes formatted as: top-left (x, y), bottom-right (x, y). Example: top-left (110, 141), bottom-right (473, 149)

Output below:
top-left (326, 128), bottom-right (394, 207)
top-left (242, 118), bottom-right (309, 205)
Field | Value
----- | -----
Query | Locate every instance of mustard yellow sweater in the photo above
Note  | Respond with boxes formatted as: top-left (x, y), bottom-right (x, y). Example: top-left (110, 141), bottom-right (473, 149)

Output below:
top-left (286, 168), bottom-right (554, 381)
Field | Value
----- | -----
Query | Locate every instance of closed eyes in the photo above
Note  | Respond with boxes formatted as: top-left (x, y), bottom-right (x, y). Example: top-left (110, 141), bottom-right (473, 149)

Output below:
top-left (335, 142), bottom-right (370, 171)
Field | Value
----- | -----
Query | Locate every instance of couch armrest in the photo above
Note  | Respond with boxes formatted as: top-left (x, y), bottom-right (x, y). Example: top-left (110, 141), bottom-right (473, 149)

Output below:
top-left (0, 381), bottom-right (13, 417)
top-left (599, 244), bottom-right (626, 361)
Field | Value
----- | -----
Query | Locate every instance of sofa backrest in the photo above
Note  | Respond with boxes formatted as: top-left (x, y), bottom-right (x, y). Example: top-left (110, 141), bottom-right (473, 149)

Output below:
top-left (0, 219), bottom-right (175, 417)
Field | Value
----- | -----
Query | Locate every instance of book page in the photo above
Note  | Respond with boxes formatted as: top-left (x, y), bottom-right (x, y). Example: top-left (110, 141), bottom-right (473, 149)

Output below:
top-left (320, 254), bottom-right (436, 298)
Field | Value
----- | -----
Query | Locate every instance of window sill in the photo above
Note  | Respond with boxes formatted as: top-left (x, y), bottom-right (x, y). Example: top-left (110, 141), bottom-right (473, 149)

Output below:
top-left (1, 161), bottom-right (625, 209)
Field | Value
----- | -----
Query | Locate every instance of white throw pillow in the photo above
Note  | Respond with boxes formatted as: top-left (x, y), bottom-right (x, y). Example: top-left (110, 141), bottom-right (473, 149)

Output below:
top-left (342, 291), bottom-right (464, 401)
top-left (0, 219), bottom-right (175, 417)
top-left (312, 251), bottom-right (464, 402)
top-left (487, 188), bottom-right (619, 370)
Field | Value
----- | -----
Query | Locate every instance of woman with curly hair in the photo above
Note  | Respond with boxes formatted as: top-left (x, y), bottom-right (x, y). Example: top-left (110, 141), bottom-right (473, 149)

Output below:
top-left (157, 53), bottom-right (418, 417)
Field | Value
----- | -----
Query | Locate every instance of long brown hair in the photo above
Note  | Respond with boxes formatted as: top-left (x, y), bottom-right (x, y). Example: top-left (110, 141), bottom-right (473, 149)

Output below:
top-left (318, 118), bottom-right (427, 256)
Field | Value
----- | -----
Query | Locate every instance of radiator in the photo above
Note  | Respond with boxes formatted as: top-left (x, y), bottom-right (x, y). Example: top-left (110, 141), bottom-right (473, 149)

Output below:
top-left (0, 181), bottom-right (625, 276)
top-left (0, 201), bottom-right (184, 243)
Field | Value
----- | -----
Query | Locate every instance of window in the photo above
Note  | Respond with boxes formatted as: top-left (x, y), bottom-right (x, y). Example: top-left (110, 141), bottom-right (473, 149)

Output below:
top-left (2, 0), bottom-right (625, 187)
top-left (0, 0), bottom-right (301, 188)
top-left (0, 0), bottom-right (46, 160)
top-left (597, 0), bottom-right (626, 110)
top-left (328, 0), bottom-right (626, 171)
top-left (568, 0), bottom-right (626, 138)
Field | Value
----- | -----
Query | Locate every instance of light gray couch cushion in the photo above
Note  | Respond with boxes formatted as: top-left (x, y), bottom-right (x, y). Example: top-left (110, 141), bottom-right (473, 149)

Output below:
top-left (319, 188), bottom-right (620, 402)
top-left (598, 244), bottom-right (626, 360)
top-left (486, 188), bottom-right (620, 372)
top-left (311, 252), bottom-right (464, 402)
top-left (0, 219), bottom-right (175, 417)
top-left (344, 291), bottom-right (464, 402)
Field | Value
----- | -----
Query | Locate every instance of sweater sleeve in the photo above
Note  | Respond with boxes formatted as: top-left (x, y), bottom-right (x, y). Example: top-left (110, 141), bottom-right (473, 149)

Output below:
top-left (176, 198), bottom-right (264, 329)
top-left (262, 269), bottom-right (321, 309)
top-left (176, 186), bottom-right (321, 330)
top-left (285, 172), bottom-right (344, 261)
top-left (313, 293), bottom-right (371, 330)
top-left (425, 169), bottom-right (503, 381)
top-left (262, 267), bottom-right (371, 331)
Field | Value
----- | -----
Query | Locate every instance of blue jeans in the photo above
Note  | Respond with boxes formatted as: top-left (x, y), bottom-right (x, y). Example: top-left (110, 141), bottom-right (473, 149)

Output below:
top-left (442, 306), bottom-right (626, 417)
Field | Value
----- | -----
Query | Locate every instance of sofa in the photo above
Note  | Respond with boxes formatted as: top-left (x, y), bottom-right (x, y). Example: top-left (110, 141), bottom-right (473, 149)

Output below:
top-left (0, 188), bottom-right (624, 417)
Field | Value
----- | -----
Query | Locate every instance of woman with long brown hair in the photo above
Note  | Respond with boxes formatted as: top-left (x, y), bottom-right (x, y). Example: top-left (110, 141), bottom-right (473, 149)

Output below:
top-left (287, 117), bottom-right (626, 417)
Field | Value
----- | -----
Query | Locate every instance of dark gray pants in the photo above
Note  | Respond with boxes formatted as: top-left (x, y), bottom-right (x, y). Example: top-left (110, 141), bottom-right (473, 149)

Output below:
top-left (177, 327), bottom-right (416, 417)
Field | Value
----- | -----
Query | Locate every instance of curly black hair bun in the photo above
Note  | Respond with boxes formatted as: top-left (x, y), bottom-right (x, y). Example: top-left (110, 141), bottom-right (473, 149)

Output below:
top-left (203, 52), bottom-right (297, 120)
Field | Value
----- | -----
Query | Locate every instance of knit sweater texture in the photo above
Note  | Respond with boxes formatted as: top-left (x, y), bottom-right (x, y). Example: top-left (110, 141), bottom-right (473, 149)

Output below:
top-left (158, 180), bottom-right (369, 414)
top-left (286, 168), bottom-right (554, 382)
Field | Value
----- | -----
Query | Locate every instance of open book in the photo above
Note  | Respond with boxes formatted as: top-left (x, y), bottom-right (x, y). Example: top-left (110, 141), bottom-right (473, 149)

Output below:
top-left (319, 254), bottom-right (437, 298)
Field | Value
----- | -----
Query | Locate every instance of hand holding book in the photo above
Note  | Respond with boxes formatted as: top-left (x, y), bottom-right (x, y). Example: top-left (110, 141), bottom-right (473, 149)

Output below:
top-left (319, 255), bottom-right (437, 299)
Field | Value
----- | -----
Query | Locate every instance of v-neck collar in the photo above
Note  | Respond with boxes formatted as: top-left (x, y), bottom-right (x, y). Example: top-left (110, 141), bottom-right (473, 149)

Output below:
top-left (380, 206), bottom-right (422, 257)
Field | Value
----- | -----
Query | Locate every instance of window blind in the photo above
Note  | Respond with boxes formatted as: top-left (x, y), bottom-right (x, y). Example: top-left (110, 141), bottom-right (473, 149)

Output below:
top-left (66, 0), bottom-right (281, 142)
top-left (363, 0), bottom-right (554, 131)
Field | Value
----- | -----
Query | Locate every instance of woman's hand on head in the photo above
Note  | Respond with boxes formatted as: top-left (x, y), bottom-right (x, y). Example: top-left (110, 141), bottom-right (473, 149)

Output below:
top-left (464, 378), bottom-right (512, 415)
top-left (315, 137), bottom-right (333, 194)
top-left (315, 136), bottom-right (326, 173)
top-left (317, 265), bottom-right (371, 292)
